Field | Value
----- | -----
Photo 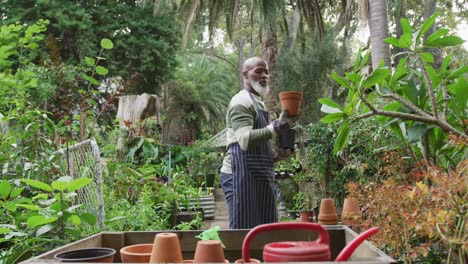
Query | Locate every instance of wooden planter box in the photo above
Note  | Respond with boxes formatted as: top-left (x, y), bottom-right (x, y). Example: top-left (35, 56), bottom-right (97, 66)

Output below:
top-left (23, 225), bottom-right (396, 263)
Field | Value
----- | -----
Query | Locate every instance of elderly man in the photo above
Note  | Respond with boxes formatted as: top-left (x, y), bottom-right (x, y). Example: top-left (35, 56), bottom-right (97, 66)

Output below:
top-left (220, 57), bottom-right (296, 229)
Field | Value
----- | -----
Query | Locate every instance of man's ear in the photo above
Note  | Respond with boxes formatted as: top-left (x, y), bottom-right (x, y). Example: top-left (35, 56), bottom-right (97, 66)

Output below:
top-left (242, 71), bottom-right (247, 78)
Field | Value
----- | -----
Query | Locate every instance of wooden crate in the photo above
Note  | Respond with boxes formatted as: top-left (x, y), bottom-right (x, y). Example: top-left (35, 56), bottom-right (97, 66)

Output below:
top-left (24, 225), bottom-right (395, 263)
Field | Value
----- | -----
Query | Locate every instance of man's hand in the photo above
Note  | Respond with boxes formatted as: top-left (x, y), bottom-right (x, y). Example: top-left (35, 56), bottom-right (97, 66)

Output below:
top-left (278, 109), bottom-right (299, 126)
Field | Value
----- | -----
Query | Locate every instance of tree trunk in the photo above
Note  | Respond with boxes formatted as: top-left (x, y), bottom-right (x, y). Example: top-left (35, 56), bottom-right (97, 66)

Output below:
top-left (234, 37), bottom-right (245, 90)
top-left (182, 0), bottom-right (200, 49)
top-left (283, 5), bottom-right (301, 52)
top-left (261, 23), bottom-right (278, 114)
top-left (368, 0), bottom-right (391, 68)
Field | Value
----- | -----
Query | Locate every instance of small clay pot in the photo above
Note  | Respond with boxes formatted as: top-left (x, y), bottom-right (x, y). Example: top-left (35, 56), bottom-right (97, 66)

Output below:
top-left (279, 91), bottom-right (303, 116)
top-left (193, 240), bottom-right (229, 263)
top-left (341, 198), bottom-right (362, 226)
top-left (300, 211), bottom-right (312, 222)
top-left (120, 243), bottom-right (153, 263)
top-left (150, 233), bottom-right (183, 263)
top-left (318, 198), bottom-right (338, 225)
top-left (54, 248), bottom-right (116, 263)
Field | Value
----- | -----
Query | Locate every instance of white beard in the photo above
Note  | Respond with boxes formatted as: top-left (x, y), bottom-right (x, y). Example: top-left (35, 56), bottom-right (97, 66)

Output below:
top-left (251, 80), bottom-right (270, 98)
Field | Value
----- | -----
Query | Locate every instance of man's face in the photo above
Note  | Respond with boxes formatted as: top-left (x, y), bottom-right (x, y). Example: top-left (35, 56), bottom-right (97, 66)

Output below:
top-left (245, 61), bottom-right (269, 97)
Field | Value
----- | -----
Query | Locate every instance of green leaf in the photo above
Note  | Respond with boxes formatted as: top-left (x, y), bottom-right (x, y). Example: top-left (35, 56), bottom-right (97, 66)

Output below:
top-left (16, 204), bottom-right (41, 211)
top-left (425, 64), bottom-right (440, 87)
top-left (84, 56), bottom-right (95, 66)
top-left (389, 122), bottom-right (406, 143)
top-left (100, 38), bottom-right (113, 49)
top-left (359, 53), bottom-right (371, 69)
top-left (391, 58), bottom-right (408, 86)
top-left (384, 36), bottom-right (400, 47)
top-left (10, 188), bottom-right (23, 198)
top-left (33, 193), bottom-right (48, 200)
top-left (448, 77), bottom-right (468, 110)
top-left (318, 98), bottom-right (343, 110)
top-left (333, 121), bottom-right (351, 155)
top-left (0, 227), bottom-right (12, 234)
top-left (399, 33), bottom-right (413, 49)
top-left (52, 180), bottom-right (68, 191)
top-left (419, 52), bottom-right (434, 63)
top-left (320, 113), bottom-right (344, 124)
top-left (0, 180), bottom-right (11, 198)
top-left (383, 102), bottom-right (403, 111)
top-left (80, 213), bottom-right (97, 226)
top-left (424, 36), bottom-right (464, 48)
top-left (36, 224), bottom-right (53, 237)
top-left (21, 179), bottom-right (52, 192)
top-left (439, 53), bottom-right (453, 75)
top-left (408, 123), bottom-right (428, 143)
top-left (82, 73), bottom-right (100, 85)
top-left (402, 84), bottom-right (419, 105)
top-left (68, 215), bottom-right (82, 226)
top-left (447, 65), bottom-right (468, 80)
top-left (363, 68), bottom-right (390, 88)
top-left (345, 72), bottom-right (362, 84)
top-left (424, 28), bottom-right (449, 43)
top-left (400, 18), bottom-right (412, 35)
top-left (332, 72), bottom-right (352, 89)
top-left (68, 178), bottom-right (92, 192)
top-left (95, 66), bottom-right (108, 76)
top-left (353, 49), bottom-right (362, 71)
top-left (416, 13), bottom-right (438, 44)
top-left (27, 215), bottom-right (58, 228)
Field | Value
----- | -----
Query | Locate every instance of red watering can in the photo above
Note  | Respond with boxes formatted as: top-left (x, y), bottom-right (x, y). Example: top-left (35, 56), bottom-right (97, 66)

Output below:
top-left (242, 222), bottom-right (379, 262)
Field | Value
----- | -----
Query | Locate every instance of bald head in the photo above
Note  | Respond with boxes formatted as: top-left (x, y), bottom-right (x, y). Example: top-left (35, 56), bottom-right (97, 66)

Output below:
top-left (242, 57), bottom-right (267, 74)
top-left (242, 57), bottom-right (270, 97)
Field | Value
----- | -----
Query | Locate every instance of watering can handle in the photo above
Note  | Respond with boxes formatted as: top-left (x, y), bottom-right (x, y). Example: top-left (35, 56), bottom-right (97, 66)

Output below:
top-left (335, 227), bottom-right (379, 262)
top-left (242, 222), bottom-right (329, 263)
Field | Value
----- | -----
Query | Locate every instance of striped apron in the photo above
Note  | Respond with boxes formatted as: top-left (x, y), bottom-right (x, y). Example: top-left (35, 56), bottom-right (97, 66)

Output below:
top-left (229, 92), bottom-right (278, 229)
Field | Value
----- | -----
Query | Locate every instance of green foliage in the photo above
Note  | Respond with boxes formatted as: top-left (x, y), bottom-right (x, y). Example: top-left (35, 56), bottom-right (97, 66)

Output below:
top-left (292, 191), bottom-right (305, 211)
top-left (104, 185), bottom-right (174, 231)
top-left (320, 14), bottom-right (467, 168)
top-left (0, 177), bottom-right (96, 263)
top-left (167, 54), bottom-right (236, 135)
top-left (277, 32), bottom-right (344, 122)
top-left (0, 0), bottom-right (180, 94)
top-left (304, 120), bottom-right (405, 201)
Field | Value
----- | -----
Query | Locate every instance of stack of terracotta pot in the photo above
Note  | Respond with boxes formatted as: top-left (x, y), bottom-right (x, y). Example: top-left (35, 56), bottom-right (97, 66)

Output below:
top-left (317, 198), bottom-right (339, 225)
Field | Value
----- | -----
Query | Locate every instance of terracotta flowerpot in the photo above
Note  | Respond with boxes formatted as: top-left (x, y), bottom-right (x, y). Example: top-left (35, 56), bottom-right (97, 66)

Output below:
top-left (299, 211), bottom-right (312, 222)
top-left (150, 233), bottom-right (183, 263)
top-left (279, 91), bottom-right (303, 116)
top-left (120, 243), bottom-right (153, 263)
top-left (193, 240), bottom-right (229, 263)
top-left (341, 198), bottom-right (362, 226)
top-left (318, 198), bottom-right (338, 225)
top-left (54, 248), bottom-right (116, 262)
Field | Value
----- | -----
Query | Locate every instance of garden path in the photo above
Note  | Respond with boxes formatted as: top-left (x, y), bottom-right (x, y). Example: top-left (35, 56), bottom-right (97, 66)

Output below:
top-left (201, 188), bottom-right (229, 229)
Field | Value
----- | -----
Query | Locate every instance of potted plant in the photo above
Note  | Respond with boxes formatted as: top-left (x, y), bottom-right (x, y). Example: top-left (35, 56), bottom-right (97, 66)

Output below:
top-left (290, 191), bottom-right (315, 222)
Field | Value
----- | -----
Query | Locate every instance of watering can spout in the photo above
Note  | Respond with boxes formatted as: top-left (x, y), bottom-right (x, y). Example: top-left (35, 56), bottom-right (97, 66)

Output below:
top-left (335, 227), bottom-right (379, 262)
